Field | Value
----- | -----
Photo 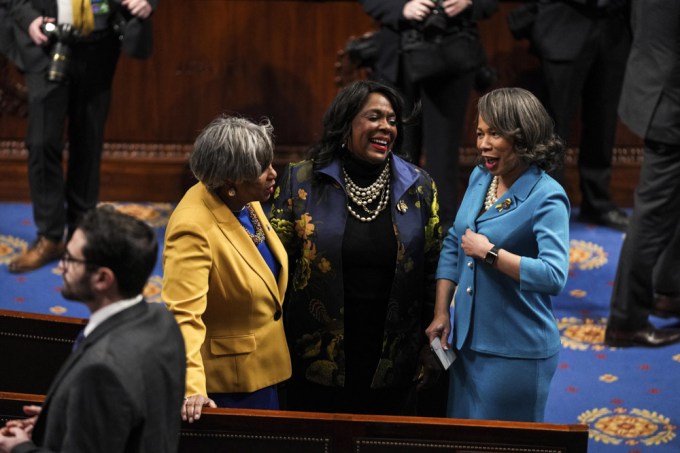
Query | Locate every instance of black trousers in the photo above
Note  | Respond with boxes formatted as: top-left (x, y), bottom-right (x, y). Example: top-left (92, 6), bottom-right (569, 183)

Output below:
top-left (541, 14), bottom-right (630, 214)
top-left (402, 71), bottom-right (475, 231)
top-left (24, 33), bottom-right (120, 241)
top-left (609, 140), bottom-right (680, 330)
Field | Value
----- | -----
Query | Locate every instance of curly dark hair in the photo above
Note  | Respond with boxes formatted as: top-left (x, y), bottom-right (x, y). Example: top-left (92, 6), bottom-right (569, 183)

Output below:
top-left (477, 87), bottom-right (565, 173)
top-left (309, 80), bottom-right (413, 171)
top-left (79, 205), bottom-right (158, 299)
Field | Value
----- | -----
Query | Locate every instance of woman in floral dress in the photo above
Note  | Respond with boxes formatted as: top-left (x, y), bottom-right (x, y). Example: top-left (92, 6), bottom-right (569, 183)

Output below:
top-left (270, 80), bottom-right (442, 415)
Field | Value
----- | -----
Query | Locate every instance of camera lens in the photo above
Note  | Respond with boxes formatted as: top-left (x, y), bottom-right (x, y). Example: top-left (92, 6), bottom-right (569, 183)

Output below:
top-left (423, 7), bottom-right (448, 34)
top-left (46, 42), bottom-right (70, 83)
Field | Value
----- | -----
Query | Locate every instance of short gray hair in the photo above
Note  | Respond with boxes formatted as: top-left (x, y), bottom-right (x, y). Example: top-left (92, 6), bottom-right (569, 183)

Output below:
top-left (189, 115), bottom-right (274, 190)
top-left (477, 87), bottom-right (564, 172)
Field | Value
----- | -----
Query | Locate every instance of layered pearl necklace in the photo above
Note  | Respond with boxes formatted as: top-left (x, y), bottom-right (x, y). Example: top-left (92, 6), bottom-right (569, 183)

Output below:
top-left (343, 161), bottom-right (391, 222)
top-left (483, 176), bottom-right (499, 211)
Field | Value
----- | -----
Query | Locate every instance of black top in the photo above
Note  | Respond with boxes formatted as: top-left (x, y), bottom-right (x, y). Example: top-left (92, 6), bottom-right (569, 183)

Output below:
top-left (342, 155), bottom-right (397, 390)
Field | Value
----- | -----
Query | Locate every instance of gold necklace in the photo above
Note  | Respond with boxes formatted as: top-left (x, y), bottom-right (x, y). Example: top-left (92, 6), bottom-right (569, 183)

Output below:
top-left (484, 176), bottom-right (498, 211)
top-left (241, 204), bottom-right (266, 246)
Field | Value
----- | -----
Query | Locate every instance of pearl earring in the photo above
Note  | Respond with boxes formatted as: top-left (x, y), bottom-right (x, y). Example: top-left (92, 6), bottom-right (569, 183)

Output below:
top-left (227, 188), bottom-right (236, 197)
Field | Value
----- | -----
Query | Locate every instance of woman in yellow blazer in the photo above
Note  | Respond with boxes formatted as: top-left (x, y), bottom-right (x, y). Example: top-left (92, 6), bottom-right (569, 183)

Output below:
top-left (162, 116), bottom-right (291, 422)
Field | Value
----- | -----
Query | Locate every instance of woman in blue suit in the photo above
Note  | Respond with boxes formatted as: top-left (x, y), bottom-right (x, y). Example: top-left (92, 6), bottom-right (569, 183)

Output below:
top-left (426, 87), bottom-right (570, 422)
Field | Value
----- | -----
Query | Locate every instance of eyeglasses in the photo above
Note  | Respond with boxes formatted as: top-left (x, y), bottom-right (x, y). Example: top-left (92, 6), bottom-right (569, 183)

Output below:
top-left (60, 251), bottom-right (93, 267)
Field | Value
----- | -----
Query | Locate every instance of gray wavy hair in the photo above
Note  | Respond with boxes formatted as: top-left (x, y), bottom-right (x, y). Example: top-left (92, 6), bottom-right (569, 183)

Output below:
top-left (189, 115), bottom-right (274, 190)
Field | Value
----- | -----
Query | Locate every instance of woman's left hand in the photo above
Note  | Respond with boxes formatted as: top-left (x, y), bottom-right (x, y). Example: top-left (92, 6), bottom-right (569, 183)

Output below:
top-left (461, 228), bottom-right (492, 260)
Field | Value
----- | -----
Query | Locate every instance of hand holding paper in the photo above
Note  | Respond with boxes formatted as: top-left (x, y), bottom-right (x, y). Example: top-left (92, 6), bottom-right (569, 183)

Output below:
top-left (431, 337), bottom-right (457, 370)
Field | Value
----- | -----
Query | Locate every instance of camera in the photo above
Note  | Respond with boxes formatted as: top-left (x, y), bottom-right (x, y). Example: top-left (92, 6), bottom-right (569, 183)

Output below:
top-left (422, 0), bottom-right (448, 35)
top-left (344, 32), bottom-right (378, 68)
top-left (40, 22), bottom-right (81, 83)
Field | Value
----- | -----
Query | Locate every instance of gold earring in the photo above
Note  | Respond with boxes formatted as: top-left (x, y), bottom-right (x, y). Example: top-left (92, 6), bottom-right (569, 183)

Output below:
top-left (227, 188), bottom-right (236, 197)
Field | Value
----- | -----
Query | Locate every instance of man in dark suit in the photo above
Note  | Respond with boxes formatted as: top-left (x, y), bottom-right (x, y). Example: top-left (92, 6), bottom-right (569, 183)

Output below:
top-left (4, 0), bottom-right (157, 273)
top-left (0, 206), bottom-right (186, 452)
top-left (530, 0), bottom-right (631, 231)
top-left (604, 0), bottom-right (680, 347)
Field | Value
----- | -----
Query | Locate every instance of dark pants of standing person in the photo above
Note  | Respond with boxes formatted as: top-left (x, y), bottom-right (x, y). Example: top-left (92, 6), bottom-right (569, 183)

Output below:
top-left (541, 17), bottom-right (629, 215)
top-left (402, 71), bottom-right (475, 231)
top-left (25, 32), bottom-right (120, 242)
top-left (609, 140), bottom-right (680, 329)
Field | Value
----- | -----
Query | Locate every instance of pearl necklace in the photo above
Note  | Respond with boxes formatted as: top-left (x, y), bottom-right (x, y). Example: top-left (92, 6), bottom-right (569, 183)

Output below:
top-left (484, 176), bottom-right (499, 211)
top-left (343, 161), bottom-right (391, 222)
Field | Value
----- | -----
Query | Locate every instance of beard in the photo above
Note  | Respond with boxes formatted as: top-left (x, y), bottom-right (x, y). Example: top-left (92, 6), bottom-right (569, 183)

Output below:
top-left (61, 273), bottom-right (95, 302)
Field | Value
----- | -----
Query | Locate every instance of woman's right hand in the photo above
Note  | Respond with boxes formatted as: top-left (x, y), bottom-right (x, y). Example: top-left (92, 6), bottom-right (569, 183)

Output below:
top-left (181, 394), bottom-right (217, 423)
top-left (425, 311), bottom-right (451, 350)
top-left (403, 0), bottom-right (437, 22)
top-left (427, 279), bottom-right (456, 350)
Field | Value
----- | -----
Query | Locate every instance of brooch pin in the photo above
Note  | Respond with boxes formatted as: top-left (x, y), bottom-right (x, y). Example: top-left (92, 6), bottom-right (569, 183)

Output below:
top-left (495, 198), bottom-right (512, 213)
top-left (396, 200), bottom-right (408, 214)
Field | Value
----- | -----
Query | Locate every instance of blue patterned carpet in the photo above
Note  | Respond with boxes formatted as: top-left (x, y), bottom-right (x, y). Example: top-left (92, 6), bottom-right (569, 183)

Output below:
top-left (0, 202), bottom-right (679, 452)
top-left (0, 202), bottom-right (174, 319)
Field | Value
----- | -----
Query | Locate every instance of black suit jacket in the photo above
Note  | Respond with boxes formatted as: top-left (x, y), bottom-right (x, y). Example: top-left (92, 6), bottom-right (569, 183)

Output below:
top-left (618, 0), bottom-right (680, 143)
top-left (531, 0), bottom-right (627, 62)
top-left (13, 301), bottom-right (186, 453)
top-left (3, 0), bottom-right (158, 72)
top-left (359, 0), bottom-right (497, 84)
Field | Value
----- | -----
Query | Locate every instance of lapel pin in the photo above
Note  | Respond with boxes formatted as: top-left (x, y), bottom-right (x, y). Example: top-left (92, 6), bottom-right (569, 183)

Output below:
top-left (396, 200), bottom-right (408, 214)
top-left (495, 198), bottom-right (512, 213)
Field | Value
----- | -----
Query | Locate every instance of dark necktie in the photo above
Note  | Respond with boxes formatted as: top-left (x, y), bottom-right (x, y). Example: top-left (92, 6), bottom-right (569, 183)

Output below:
top-left (72, 329), bottom-right (86, 352)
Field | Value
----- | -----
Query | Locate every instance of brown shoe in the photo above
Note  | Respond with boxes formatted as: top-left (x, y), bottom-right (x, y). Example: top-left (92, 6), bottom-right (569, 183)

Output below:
top-left (652, 294), bottom-right (680, 318)
top-left (8, 236), bottom-right (65, 273)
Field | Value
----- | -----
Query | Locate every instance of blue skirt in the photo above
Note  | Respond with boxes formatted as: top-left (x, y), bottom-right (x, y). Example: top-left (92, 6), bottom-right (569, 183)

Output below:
top-left (210, 385), bottom-right (279, 410)
top-left (447, 347), bottom-right (558, 422)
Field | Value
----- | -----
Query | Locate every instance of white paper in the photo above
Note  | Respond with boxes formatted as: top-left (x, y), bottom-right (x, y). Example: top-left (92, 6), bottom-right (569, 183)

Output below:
top-left (431, 338), bottom-right (457, 370)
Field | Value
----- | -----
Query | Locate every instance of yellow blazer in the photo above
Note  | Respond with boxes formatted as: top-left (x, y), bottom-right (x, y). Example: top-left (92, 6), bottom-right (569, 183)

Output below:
top-left (162, 183), bottom-right (291, 395)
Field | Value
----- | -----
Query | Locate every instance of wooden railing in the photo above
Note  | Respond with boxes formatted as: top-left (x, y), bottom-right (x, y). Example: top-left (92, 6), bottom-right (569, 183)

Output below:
top-left (0, 310), bottom-right (85, 395)
top-left (0, 392), bottom-right (589, 452)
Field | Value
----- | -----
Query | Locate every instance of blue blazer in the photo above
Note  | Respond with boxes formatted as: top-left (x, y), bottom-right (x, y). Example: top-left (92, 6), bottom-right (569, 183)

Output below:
top-left (437, 165), bottom-right (570, 359)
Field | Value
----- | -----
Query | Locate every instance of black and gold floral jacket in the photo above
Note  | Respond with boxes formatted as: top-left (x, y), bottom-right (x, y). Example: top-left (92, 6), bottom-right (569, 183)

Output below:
top-left (270, 154), bottom-right (442, 389)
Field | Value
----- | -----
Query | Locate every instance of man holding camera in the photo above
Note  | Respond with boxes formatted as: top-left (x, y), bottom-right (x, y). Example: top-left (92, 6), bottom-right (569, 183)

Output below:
top-left (3, 0), bottom-right (156, 273)
top-left (359, 0), bottom-right (498, 231)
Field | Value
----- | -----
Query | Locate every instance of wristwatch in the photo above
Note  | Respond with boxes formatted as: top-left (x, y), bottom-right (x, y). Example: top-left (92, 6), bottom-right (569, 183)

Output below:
top-left (484, 246), bottom-right (499, 265)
